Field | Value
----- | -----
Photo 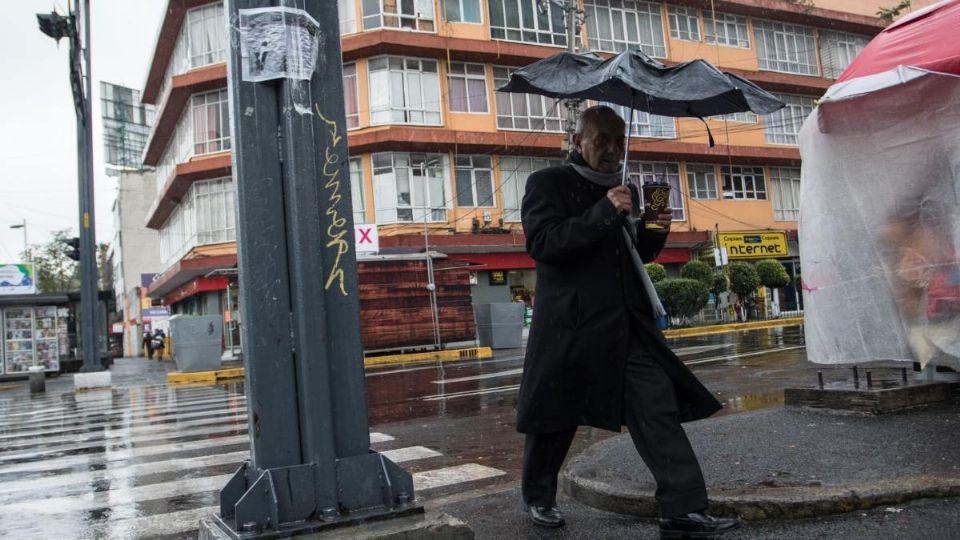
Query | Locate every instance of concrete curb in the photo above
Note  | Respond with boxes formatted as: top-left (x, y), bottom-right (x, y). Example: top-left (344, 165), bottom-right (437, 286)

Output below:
top-left (561, 434), bottom-right (960, 522)
top-left (663, 317), bottom-right (804, 339)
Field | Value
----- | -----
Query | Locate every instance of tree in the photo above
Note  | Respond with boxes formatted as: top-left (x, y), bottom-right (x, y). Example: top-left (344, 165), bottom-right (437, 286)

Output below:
top-left (655, 278), bottom-right (710, 323)
top-left (680, 260), bottom-right (714, 288)
top-left (711, 272), bottom-right (728, 296)
top-left (877, 0), bottom-right (911, 22)
top-left (20, 229), bottom-right (80, 293)
top-left (728, 262), bottom-right (760, 321)
top-left (645, 262), bottom-right (666, 283)
top-left (755, 259), bottom-right (790, 289)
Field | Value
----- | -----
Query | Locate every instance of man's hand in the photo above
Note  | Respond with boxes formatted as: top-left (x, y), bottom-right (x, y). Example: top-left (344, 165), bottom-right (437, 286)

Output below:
top-left (645, 205), bottom-right (673, 232)
top-left (606, 186), bottom-right (633, 215)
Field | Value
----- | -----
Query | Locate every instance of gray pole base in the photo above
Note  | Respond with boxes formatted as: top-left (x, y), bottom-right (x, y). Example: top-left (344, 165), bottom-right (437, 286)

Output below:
top-left (214, 452), bottom-right (419, 538)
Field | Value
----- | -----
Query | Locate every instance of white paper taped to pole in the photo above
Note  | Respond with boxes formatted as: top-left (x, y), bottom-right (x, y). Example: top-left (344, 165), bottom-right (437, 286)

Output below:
top-left (238, 7), bottom-right (321, 82)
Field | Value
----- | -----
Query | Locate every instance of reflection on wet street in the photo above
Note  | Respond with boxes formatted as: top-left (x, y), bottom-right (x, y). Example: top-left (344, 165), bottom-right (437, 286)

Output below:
top-left (0, 325), bottom-right (816, 538)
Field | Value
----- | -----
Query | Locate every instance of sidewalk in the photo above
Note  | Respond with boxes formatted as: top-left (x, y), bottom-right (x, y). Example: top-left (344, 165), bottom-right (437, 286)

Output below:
top-left (561, 394), bottom-right (960, 522)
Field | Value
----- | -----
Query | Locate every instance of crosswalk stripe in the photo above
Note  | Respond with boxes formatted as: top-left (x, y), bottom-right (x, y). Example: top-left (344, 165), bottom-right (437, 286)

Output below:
top-left (0, 394), bottom-right (247, 429)
top-left (0, 387), bottom-right (235, 414)
top-left (0, 422), bottom-right (248, 463)
top-left (413, 463), bottom-right (506, 491)
top-left (431, 368), bottom-right (523, 384)
top-left (0, 405), bottom-right (249, 441)
top-left (380, 446), bottom-right (442, 463)
top-left (93, 505), bottom-right (220, 540)
top-left (3, 473), bottom-right (236, 514)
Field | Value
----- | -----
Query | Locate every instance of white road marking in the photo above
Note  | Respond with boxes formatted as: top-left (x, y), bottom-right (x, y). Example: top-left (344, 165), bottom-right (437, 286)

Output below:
top-left (413, 463), bottom-right (506, 491)
top-left (421, 385), bottom-right (520, 401)
top-left (431, 368), bottom-right (524, 384)
top-left (683, 345), bottom-right (806, 366)
top-left (380, 446), bottom-right (442, 463)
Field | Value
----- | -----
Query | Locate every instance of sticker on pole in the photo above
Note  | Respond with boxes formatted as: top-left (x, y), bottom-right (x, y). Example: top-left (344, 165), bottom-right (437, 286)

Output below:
top-left (238, 7), bottom-right (321, 82)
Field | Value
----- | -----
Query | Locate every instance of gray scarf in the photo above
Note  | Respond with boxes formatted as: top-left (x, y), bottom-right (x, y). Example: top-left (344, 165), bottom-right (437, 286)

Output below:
top-left (569, 152), bottom-right (623, 187)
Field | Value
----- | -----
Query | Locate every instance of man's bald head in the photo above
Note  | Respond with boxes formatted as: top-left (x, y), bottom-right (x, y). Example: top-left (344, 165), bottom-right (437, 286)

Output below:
top-left (576, 106), bottom-right (626, 138)
top-left (574, 106), bottom-right (626, 174)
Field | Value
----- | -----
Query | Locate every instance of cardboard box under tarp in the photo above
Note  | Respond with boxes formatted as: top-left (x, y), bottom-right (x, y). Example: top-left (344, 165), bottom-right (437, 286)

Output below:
top-left (358, 253), bottom-right (476, 351)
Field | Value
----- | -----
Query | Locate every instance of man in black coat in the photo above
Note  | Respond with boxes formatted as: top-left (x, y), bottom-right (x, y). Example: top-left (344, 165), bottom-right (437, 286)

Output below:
top-left (518, 105), bottom-right (738, 537)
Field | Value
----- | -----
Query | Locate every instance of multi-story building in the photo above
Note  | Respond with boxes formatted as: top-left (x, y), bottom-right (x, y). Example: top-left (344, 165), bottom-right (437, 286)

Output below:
top-left (140, 0), bottom-right (890, 338)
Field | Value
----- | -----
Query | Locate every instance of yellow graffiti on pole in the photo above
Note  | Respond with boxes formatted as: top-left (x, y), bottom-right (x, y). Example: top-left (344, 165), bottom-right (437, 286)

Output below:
top-left (317, 105), bottom-right (349, 296)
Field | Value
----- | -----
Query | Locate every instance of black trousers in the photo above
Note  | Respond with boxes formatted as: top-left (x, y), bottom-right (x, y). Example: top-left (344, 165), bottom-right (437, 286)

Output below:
top-left (521, 333), bottom-right (708, 517)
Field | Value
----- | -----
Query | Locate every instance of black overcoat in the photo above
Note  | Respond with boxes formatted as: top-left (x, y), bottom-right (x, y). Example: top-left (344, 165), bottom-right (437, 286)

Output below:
top-left (516, 164), bottom-right (722, 434)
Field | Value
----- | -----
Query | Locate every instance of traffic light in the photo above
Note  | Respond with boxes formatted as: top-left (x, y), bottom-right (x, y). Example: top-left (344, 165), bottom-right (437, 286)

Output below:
top-left (63, 237), bottom-right (80, 261)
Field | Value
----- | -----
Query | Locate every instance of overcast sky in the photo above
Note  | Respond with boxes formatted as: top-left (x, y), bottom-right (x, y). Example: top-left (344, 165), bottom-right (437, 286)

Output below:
top-left (0, 1), bottom-right (165, 262)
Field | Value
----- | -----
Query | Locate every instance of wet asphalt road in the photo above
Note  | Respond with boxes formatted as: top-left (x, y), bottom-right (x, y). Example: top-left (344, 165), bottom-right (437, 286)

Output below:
top-left (4, 325), bottom-right (948, 538)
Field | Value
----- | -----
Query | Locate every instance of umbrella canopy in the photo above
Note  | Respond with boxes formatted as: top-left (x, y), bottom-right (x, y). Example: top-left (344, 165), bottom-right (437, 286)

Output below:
top-left (823, 0), bottom-right (960, 102)
top-left (497, 49), bottom-right (784, 118)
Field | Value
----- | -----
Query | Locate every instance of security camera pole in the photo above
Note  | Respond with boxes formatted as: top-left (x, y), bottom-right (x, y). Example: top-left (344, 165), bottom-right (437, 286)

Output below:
top-left (208, 1), bottom-right (417, 537)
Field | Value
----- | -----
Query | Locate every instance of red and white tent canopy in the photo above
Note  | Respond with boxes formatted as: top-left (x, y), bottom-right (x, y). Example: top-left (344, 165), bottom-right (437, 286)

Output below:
top-left (822, 0), bottom-right (960, 102)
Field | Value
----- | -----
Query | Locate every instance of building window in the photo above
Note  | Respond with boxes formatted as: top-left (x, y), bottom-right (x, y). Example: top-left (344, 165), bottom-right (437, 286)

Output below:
top-left (819, 30), bottom-right (869, 79)
top-left (362, 0), bottom-right (435, 31)
top-left (455, 156), bottom-right (495, 207)
top-left (713, 111), bottom-right (757, 124)
top-left (343, 63), bottom-right (360, 129)
top-left (339, 0), bottom-right (357, 34)
top-left (585, 0), bottom-right (667, 58)
top-left (194, 177), bottom-right (236, 245)
top-left (702, 12), bottom-right (749, 48)
top-left (721, 166), bottom-right (766, 200)
top-left (372, 152), bottom-right (449, 223)
top-left (686, 164), bottom-right (718, 199)
top-left (764, 93), bottom-right (814, 145)
top-left (186, 3), bottom-right (227, 68)
top-left (493, 66), bottom-right (563, 131)
top-left (627, 162), bottom-right (685, 221)
top-left (191, 89), bottom-right (231, 155)
top-left (770, 167), bottom-right (800, 221)
top-left (349, 157), bottom-right (366, 224)
top-left (444, 0), bottom-right (482, 23)
top-left (499, 156), bottom-right (563, 221)
top-left (489, 0), bottom-right (567, 47)
top-left (604, 103), bottom-right (675, 138)
top-left (368, 57), bottom-right (442, 126)
top-left (447, 63), bottom-right (489, 113)
top-left (754, 20), bottom-right (818, 76)
top-left (668, 5), bottom-right (700, 42)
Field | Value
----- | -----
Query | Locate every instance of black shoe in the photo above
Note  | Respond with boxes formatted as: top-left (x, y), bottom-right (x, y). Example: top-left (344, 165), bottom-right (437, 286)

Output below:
top-left (659, 512), bottom-right (740, 538)
top-left (528, 505), bottom-right (565, 528)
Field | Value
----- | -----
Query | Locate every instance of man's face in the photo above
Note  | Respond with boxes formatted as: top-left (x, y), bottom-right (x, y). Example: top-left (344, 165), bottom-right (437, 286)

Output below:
top-left (575, 111), bottom-right (626, 174)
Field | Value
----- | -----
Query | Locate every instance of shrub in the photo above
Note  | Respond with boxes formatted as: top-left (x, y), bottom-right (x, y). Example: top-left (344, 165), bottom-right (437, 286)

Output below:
top-left (755, 259), bottom-right (790, 289)
top-left (680, 260), bottom-right (714, 288)
top-left (655, 278), bottom-right (710, 320)
top-left (645, 262), bottom-right (666, 283)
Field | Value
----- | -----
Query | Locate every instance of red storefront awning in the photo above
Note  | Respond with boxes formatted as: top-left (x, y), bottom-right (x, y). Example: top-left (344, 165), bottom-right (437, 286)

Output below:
top-left (449, 252), bottom-right (535, 270)
top-left (654, 248), bottom-right (691, 264)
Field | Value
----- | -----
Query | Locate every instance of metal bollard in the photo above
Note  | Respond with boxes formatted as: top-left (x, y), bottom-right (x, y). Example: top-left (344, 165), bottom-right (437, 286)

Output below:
top-left (817, 371), bottom-right (824, 389)
top-left (866, 370), bottom-right (873, 389)
top-left (853, 365), bottom-right (860, 389)
top-left (901, 367), bottom-right (908, 384)
top-left (28, 366), bottom-right (46, 394)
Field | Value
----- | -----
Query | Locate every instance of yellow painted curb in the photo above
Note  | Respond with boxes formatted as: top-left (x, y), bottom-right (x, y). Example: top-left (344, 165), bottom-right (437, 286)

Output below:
top-left (663, 317), bottom-right (805, 338)
top-left (167, 367), bottom-right (246, 385)
top-left (363, 347), bottom-right (494, 368)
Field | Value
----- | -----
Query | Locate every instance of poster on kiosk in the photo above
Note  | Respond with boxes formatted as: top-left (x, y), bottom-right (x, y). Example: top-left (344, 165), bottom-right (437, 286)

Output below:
top-left (0, 264), bottom-right (66, 375)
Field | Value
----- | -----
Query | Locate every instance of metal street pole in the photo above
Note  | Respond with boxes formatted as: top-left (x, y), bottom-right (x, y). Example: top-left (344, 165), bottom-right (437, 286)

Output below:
top-left (76, 0), bottom-right (101, 372)
top-left (563, 0), bottom-right (581, 153)
top-left (211, 1), bottom-right (417, 537)
top-left (10, 221), bottom-right (27, 260)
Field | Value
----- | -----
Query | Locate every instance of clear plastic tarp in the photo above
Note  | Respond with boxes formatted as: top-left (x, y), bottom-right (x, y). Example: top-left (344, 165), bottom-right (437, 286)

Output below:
top-left (799, 73), bottom-right (960, 368)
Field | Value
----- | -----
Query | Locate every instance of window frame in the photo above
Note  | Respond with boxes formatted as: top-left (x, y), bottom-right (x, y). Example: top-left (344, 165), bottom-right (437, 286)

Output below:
top-left (584, 0), bottom-right (667, 58)
top-left (721, 165), bottom-right (767, 200)
top-left (368, 56), bottom-right (444, 127)
top-left (443, 0), bottom-right (483, 23)
top-left (686, 163), bottom-right (718, 200)
top-left (499, 156), bottom-right (563, 222)
top-left (185, 3), bottom-right (227, 69)
top-left (488, 0), bottom-right (568, 47)
top-left (819, 30), bottom-right (869, 80)
top-left (702, 11), bottom-right (750, 49)
top-left (343, 63), bottom-right (360, 129)
top-left (447, 62), bottom-right (489, 114)
top-left (191, 88), bottom-right (231, 156)
top-left (454, 155), bottom-right (496, 208)
top-left (349, 157), bottom-right (367, 224)
top-left (362, 0), bottom-right (437, 32)
top-left (769, 166), bottom-right (801, 221)
top-left (763, 93), bottom-right (815, 146)
top-left (668, 5), bottom-right (700, 42)
top-left (372, 152), bottom-right (451, 224)
top-left (753, 19), bottom-right (819, 76)
top-left (602, 102), bottom-right (676, 139)
top-left (492, 66), bottom-right (564, 132)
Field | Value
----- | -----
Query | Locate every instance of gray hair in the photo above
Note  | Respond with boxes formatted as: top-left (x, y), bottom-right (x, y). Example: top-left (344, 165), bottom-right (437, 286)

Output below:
top-left (575, 105), bottom-right (625, 135)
